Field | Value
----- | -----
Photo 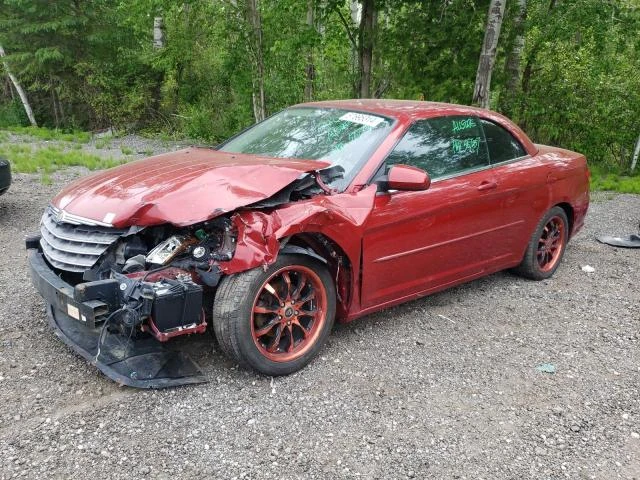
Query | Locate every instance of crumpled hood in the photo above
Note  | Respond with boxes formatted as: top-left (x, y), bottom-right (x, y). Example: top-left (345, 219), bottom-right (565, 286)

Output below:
top-left (53, 148), bottom-right (329, 228)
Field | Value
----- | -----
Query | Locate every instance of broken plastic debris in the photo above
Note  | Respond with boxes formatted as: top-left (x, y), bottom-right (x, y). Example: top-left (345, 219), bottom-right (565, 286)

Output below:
top-left (597, 234), bottom-right (640, 248)
top-left (581, 265), bottom-right (595, 273)
top-left (536, 363), bottom-right (556, 374)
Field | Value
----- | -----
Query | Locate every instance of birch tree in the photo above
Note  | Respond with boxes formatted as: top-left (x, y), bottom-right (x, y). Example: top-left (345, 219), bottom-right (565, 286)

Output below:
top-left (247, 0), bottom-right (266, 122)
top-left (0, 45), bottom-right (37, 126)
top-left (472, 0), bottom-right (506, 109)
top-left (501, 0), bottom-right (527, 114)
top-left (304, 0), bottom-right (315, 101)
top-left (631, 134), bottom-right (640, 172)
top-left (357, 0), bottom-right (376, 98)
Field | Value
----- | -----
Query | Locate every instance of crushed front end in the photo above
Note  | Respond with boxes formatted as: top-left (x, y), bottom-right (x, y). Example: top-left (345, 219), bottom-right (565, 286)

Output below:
top-left (27, 205), bottom-right (238, 388)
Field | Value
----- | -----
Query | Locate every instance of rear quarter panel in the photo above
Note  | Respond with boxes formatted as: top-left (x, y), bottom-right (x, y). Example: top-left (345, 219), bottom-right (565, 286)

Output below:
top-left (534, 144), bottom-right (590, 237)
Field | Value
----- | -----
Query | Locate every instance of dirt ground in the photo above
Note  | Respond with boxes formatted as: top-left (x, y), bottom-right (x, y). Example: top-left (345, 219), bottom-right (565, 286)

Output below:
top-left (0, 165), bottom-right (639, 479)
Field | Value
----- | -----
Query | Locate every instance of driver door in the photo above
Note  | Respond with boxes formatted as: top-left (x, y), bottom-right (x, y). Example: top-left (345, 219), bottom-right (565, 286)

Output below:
top-left (360, 116), bottom-right (511, 309)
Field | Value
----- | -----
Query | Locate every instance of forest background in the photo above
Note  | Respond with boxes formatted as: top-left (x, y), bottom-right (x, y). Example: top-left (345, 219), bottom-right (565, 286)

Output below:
top-left (0, 0), bottom-right (639, 186)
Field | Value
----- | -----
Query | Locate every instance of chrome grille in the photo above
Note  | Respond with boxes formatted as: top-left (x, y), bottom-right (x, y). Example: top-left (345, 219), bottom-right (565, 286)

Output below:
top-left (40, 206), bottom-right (125, 272)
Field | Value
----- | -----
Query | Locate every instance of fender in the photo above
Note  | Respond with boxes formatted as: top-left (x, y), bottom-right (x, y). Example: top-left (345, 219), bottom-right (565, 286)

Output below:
top-left (216, 184), bottom-right (378, 275)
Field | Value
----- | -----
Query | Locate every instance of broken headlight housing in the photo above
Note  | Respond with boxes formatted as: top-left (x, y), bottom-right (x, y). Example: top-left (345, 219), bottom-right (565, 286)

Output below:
top-left (146, 235), bottom-right (193, 265)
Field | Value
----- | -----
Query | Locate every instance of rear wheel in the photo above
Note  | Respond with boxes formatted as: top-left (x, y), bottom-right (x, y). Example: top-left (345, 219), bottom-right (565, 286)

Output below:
top-left (513, 206), bottom-right (569, 280)
top-left (212, 254), bottom-right (335, 375)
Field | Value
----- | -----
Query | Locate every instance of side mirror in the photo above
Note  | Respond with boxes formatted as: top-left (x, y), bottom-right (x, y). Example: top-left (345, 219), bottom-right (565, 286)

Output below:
top-left (386, 164), bottom-right (431, 191)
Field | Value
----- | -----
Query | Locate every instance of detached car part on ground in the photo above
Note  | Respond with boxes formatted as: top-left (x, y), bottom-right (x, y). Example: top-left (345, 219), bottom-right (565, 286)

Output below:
top-left (0, 158), bottom-right (11, 195)
top-left (27, 100), bottom-right (590, 388)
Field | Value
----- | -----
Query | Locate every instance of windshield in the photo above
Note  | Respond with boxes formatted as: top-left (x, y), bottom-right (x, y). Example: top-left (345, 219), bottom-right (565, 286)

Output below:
top-left (219, 107), bottom-right (393, 190)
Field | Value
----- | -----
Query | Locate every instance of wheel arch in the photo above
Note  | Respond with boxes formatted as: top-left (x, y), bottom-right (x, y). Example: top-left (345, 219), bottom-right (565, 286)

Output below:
top-left (555, 202), bottom-right (574, 236)
top-left (282, 232), bottom-right (354, 320)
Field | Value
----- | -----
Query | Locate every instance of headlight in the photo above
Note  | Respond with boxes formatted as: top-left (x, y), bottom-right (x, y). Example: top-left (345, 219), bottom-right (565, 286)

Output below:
top-left (146, 235), bottom-right (191, 265)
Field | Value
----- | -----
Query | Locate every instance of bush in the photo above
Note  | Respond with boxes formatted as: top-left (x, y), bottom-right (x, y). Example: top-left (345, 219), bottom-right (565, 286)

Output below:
top-left (0, 100), bottom-right (28, 128)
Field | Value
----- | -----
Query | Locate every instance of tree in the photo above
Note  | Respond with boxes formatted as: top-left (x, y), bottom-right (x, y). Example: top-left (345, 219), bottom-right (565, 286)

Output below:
top-left (304, 0), bottom-right (316, 101)
top-left (0, 0), bottom-right (637, 174)
top-left (472, 0), bottom-right (506, 108)
top-left (246, 0), bottom-right (266, 121)
top-left (0, 45), bottom-right (37, 126)
top-left (357, 0), bottom-right (376, 98)
top-left (500, 0), bottom-right (526, 116)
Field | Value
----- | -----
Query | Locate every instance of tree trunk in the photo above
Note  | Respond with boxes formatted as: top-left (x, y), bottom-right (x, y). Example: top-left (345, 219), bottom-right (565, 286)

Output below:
top-left (472, 0), bottom-right (506, 109)
top-left (153, 17), bottom-right (165, 49)
top-left (304, 0), bottom-right (315, 102)
top-left (505, 0), bottom-right (527, 96)
top-left (0, 45), bottom-right (37, 126)
top-left (51, 79), bottom-right (60, 128)
top-left (151, 16), bottom-right (166, 121)
top-left (247, 0), bottom-right (266, 122)
top-left (631, 134), bottom-right (640, 172)
top-left (358, 0), bottom-right (376, 98)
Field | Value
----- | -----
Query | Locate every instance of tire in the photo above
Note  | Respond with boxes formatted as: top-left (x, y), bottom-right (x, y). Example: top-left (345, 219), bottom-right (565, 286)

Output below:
top-left (513, 206), bottom-right (569, 280)
top-left (212, 253), bottom-right (336, 376)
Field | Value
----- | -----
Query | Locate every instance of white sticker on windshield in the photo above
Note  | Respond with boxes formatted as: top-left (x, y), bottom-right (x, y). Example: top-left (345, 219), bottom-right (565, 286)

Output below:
top-left (339, 112), bottom-right (384, 128)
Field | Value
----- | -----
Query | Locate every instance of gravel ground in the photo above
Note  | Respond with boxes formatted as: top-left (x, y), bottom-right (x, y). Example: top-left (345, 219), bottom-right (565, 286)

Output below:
top-left (0, 160), bottom-right (639, 479)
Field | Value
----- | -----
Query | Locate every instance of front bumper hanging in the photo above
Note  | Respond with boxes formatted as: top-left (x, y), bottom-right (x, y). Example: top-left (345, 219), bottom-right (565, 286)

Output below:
top-left (27, 243), bottom-right (208, 388)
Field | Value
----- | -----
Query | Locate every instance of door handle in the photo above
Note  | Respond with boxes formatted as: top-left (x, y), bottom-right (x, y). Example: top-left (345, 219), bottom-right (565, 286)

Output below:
top-left (477, 181), bottom-right (497, 191)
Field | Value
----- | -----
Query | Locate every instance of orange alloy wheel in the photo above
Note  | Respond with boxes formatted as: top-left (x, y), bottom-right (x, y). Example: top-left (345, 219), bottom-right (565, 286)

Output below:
top-left (537, 215), bottom-right (566, 272)
top-left (250, 265), bottom-right (328, 362)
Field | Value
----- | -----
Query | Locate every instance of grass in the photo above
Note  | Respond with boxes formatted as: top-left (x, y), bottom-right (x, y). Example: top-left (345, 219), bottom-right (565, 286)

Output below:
top-left (3, 126), bottom-right (91, 143)
top-left (120, 146), bottom-right (134, 155)
top-left (95, 137), bottom-right (112, 149)
top-left (590, 165), bottom-right (640, 194)
top-left (0, 126), bottom-right (123, 183)
top-left (0, 143), bottom-right (123, 182)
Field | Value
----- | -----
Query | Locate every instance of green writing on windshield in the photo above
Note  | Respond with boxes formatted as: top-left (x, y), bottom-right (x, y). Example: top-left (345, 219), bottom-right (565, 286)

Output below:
top-left (452, 137), bottom-right (481, 154)
top-left (452, 118), bottom-right (476, 133)
top-left (326, 121), bottom-right (371, 148)
top-left (327, 122), bottom-right (349, 142)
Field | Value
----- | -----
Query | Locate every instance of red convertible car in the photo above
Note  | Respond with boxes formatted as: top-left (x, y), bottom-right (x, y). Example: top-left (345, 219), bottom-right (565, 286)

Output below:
top-left (27, 100), bottom-right (589, 387)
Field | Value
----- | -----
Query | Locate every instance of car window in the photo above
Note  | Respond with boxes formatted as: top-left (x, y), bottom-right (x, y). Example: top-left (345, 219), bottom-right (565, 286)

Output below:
top-left (219, 107), bottom-right (393, 191)
top-left (479, 118), bottom-right (526, 164)
top-left (385, 116), bottom-right (489, 180)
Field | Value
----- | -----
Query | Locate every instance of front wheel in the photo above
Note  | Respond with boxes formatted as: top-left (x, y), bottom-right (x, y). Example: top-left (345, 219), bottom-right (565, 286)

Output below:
top-left (513, 206), bottom-right (569, 280)
top-left (212, 254), bottom-right (336, 376)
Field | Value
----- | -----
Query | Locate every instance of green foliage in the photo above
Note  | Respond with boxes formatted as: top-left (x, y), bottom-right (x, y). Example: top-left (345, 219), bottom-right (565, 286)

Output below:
top-left (0, 0), bottom-right (638, 180)
top-left (590, 165), bottom-right (640, 194)
top-left (0, 99), bottom-right (28, 127)
top-left (513, 0), bottom-right (640, 170)
top-left (380, 0), bottom-right (490, 102)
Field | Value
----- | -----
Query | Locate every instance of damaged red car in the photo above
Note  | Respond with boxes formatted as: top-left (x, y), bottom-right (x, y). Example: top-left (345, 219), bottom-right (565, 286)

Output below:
top-left (27, 100), bottom-right (590, 387)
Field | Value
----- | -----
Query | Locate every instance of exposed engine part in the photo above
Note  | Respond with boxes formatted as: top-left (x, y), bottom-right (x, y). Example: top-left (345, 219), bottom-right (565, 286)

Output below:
top-left (109, 271), bottom-right (205, 338)
top-left (122, 254), bottom-right (146, 274)
top-left (123, 236), bottom-right (148, 259)
top-left (61, 214), bottom-right (237, 291)
top-left (251, 165), bottom-right (345, 208)
top-left (191, 217), bottom-right (236, 262)
top-left (150, 279), bottom-right (203, 334)
top-left (195, 266), bottom-right (222, 287)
